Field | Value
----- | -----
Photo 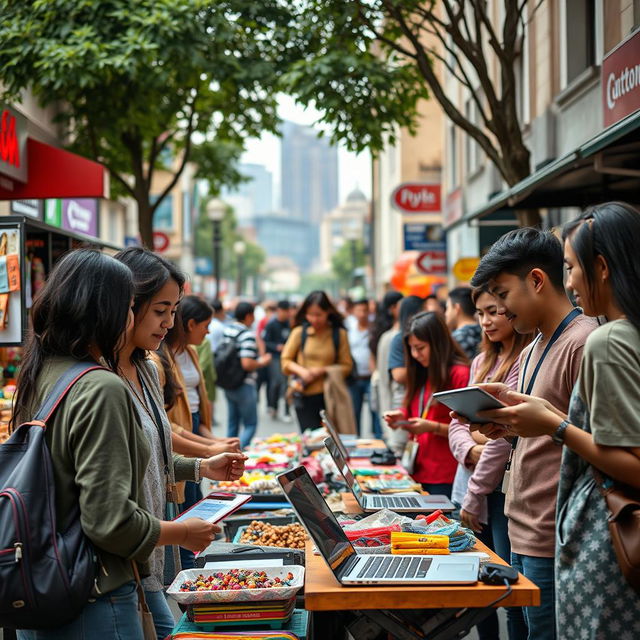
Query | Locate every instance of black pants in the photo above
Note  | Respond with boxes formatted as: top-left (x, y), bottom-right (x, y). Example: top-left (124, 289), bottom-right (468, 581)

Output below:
top-left (294, 393), bottom-right (325, 432)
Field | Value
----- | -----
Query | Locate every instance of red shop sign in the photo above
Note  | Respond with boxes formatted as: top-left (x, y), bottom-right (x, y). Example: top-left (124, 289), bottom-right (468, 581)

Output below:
top-left (0, 104), bottom-right (28, 183)
top-left (602, 30), bottom-right (640, 128)
top-left (391, 183), bottom-right (441, 213)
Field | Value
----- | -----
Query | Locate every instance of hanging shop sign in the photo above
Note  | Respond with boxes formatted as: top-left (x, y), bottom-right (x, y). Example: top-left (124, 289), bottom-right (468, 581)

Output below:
top-left (452, 257), bottom-right (480, 282)
top-left (45, 198), bottom-right (99, 239)
top-left (153, 231), bottom-right (170, 253)
top-left (391, 183), bottom-right (441, 213)
top-left (0, 104), bottom-right (28, 184)
top-left (443, 187), bottom-right (463, 228)
top-left (603, 30), bottom-right (640, 127)
top-left (416, 250), bottom-right (447, 275)
top-left (10, 199), bottom-right (42, 219)
top-left (403, 222), bottom-right (447, 253)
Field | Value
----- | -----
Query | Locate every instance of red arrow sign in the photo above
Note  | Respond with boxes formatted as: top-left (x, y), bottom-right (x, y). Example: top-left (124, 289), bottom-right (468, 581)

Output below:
top-left (416, 250), bottom-right (447, 275)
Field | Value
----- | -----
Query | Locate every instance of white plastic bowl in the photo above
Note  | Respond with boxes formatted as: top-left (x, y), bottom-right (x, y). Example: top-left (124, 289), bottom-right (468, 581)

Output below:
top-left (166, 565), bottom-right (305, 605)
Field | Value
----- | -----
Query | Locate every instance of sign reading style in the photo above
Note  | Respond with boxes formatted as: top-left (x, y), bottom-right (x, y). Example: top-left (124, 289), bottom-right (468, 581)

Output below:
top-left (0, 104), bottom-right (28, 183)
top-left (603, 30), bottom-right (640, 127)
top-left (392, 183), bottom-right (441, 213)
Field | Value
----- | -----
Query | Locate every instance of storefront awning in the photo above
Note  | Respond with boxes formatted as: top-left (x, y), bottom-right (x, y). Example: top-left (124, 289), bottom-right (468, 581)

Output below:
top-left (0, 138), bottom-right (107, 200)
top-left (451, 109), bottom-right (640, 228)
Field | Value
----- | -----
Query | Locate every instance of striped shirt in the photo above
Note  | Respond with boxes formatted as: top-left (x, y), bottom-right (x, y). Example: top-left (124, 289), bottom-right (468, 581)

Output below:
top-left (223, 322), bottom-right (258, 383)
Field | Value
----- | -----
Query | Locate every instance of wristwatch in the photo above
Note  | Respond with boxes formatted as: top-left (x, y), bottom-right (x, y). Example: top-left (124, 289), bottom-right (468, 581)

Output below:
top-left (551, 419), bottom-right (570, 445)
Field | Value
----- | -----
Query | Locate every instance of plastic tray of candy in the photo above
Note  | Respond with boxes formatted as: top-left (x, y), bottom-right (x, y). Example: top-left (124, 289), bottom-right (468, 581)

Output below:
top-left (166, 566), bottom-right (305, 605)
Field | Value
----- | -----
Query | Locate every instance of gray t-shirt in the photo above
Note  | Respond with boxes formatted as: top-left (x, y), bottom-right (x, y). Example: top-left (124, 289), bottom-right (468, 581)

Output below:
top-left (579, 319), bottom-right (640, 447)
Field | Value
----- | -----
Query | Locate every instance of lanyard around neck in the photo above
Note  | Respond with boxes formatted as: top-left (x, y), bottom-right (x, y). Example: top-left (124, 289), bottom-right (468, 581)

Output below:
top-left (519, 308), bottom-right (582, 396)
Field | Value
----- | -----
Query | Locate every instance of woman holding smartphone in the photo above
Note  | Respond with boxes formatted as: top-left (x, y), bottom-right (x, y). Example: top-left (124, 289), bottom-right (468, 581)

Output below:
top-left (470, 203), bottom-right (640, 637)
top-left (384, 311), bottom-right (469, 497)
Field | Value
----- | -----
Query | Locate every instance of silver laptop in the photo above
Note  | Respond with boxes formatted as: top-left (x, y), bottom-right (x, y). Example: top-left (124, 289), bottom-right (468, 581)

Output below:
top-left (320, 409), bottom-right (390, 459)
top-left (277, 465), bottom-right (478, 586)
top-left (324, 435), bottom-right (455, 513)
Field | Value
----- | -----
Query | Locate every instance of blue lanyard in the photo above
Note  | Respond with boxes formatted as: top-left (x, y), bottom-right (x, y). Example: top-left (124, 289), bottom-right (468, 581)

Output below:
top-left (508, 307), bottom-right (582, 459)
top-left (519, 308), bottom-right (582, 395)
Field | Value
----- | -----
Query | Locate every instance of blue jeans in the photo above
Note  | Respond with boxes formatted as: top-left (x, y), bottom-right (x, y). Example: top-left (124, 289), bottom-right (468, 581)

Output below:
top-left (17, 581), bottom-right (142, 639)
top-left (145, 589), bottom-right (175, 639)
top-left (225, 383), bottom-right (258, 449)
top-left (510, 552), bottom-right (556, 640)
top-left (349, 377), bottom-right (381, 438)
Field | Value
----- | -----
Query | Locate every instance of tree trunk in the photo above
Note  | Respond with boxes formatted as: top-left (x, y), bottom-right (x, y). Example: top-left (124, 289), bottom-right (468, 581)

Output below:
top-left (137, 197), bottom-right (154, 248)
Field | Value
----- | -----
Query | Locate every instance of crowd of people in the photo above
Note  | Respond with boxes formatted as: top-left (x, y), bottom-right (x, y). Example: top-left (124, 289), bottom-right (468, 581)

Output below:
top-left (4, 201), bottom-right (640, 640)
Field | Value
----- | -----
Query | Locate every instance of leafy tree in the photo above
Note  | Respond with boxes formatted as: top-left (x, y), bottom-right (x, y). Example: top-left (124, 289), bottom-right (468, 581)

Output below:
top-left (331, 238), bottom-right (366, 291)
top-left (0, 0), bottom-right (296, 246)
top-left (286, 0), bottom-right (543, 225)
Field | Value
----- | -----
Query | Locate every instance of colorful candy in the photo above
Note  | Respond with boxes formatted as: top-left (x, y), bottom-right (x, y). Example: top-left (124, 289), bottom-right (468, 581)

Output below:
top-left (178, 570), bottom-right (295, 592)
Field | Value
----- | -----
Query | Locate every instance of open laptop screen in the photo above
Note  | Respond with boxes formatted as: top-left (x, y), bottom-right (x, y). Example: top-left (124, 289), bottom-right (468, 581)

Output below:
top-left (320, 410), bottom-right (350, 460)
top-left (324, 435), bottom-right (365, 506)
top-left (278, 466), bottom-right (355, 574)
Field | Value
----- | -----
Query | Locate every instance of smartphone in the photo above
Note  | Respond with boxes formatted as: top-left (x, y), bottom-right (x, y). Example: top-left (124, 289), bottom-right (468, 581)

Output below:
top-left (432, 386), bottom-right (507, 424)
top-left (394, 420), bottom-right (413, 427)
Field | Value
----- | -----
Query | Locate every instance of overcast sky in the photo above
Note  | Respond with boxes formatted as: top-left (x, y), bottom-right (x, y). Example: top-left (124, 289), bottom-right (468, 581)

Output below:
top-left (242, 94), bottom-right (372, 207)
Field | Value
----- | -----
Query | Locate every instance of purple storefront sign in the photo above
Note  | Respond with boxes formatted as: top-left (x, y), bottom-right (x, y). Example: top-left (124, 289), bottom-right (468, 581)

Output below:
top-left (62, 198), bottom-right (98, 238)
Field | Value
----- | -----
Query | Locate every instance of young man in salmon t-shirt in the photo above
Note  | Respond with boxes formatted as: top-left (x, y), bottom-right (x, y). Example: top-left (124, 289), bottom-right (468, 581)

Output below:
top-left (469, 228), bottom-right (597, 640)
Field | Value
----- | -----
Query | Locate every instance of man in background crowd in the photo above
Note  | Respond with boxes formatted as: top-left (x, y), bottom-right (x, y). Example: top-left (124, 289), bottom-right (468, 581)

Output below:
top-left (263, 300), bottom-right (293, 422)
top-left (445, 287), bottom-right (482, 359)
top-left (207, 298), bottom-right (227, 353)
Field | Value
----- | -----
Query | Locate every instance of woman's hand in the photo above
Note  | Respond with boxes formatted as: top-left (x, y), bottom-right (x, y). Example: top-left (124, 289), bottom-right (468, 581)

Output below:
top-left (308, 366), bottom-right (326, 380)
top-left (403, 418), bottom-right (437, 435)
top-left (180, 518), bottom-right (221, 552)
top-left (299, 368), bottom-right (316, 385)
top-left (383, 410), bottom-right (405, 429)
top-left (459, 509), bottom-right (482, 533)
top-left (450, 411), bottom-right (511, 441)
top-left (475, 384), bottom-right (563, 438)
top-left (206, 440), bottom-right (242, 458)
top-left (201, 452), bottom-right (247, 481)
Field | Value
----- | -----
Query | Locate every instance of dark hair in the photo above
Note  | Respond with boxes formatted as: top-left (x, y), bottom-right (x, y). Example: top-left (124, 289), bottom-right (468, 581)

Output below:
top-left (114, 246), bottom-right (185, 364)
top-left (399, 295), bottom-right (425, 334)
top-left (165, 295), bottom-right (213, 352)
top-left (235, 301), bottom-right (255, 322)
top-left (471, 285), bottom-right (533, 383)
top-left (448, 287), bottom-right (475, 318)
top-left (294, 290), bottom-right (344, 328)
top-left (211, 298), bottom-right (223, 313)
top-left (12, 250), bottom-right (134, 428)
top-left (353, 298), bottom-right (369, 307)
top-left (403, 311), bottom-right (468, 408)
top-left (277, 300), bottom-right (291, 311)
top-left (369, 290), bottom-right (404, 355)
top-left (563, 201), bottom-right (640, 331)
top-left (470, 227), bottom-right (565, 291)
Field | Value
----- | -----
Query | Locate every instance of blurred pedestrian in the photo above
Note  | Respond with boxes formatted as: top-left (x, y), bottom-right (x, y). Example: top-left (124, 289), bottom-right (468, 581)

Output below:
top-left (263, 300), bottom-right (293, 421)
top-left (281, 291), bottom-right (352, 432)
top-left (207, 299), bottom-right (227, 352)
top-left (222, 302), bottom-right (271, 448)
top-left (347, 298), bottom-right (379, 437)
top-left (445, 287), bottom-right (482, 359)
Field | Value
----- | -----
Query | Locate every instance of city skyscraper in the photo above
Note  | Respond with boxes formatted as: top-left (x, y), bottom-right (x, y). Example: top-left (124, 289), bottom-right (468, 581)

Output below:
top-left (220, 162), bottom-right (273, 224)
top-left (280, 121), bottom-right (339, 225)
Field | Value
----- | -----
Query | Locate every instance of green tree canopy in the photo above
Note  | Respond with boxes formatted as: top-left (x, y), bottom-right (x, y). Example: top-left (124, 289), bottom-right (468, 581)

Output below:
top-left (331, 238), bottom-right (365, 291)
top-left (0, 0), bottom-right (297, 246)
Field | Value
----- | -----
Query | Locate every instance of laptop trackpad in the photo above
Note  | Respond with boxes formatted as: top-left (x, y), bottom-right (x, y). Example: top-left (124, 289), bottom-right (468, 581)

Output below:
top-left (430, 560), bottom-right (478, 581)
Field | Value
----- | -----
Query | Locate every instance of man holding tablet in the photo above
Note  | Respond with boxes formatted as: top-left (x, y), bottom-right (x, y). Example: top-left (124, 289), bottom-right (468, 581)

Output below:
top-left (467, 228), bottom-right (596, 640)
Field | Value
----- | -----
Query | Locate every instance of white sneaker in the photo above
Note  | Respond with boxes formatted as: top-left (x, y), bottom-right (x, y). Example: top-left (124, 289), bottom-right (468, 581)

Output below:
top-left (281, 414), bottom-right (293, 423)
top-left (267, 408), bottom-right (277, 419)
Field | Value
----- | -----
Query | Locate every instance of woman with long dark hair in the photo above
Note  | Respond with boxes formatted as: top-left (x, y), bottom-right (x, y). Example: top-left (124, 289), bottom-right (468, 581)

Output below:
top-left (471, 202), bottom-right (640, 637)
top-left (14, 250), bottom-right (225, 640)
top-left (114, 249), bottom-right (244, 638)
top-left (385, 311), bottom-right (469, 496)
top-left (281, 290), bottom-right (352, 431)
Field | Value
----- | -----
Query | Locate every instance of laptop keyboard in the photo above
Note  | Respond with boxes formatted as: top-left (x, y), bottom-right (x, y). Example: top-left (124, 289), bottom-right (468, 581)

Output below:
top-left (358, 555), bottom-right (433, 580)
top-left (371, 496), bottom-right (422, 509)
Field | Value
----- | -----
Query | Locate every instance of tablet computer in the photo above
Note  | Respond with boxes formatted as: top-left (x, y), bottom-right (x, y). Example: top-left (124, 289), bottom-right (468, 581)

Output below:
top-left (432, 386), bottom-right (507, 424)
top-left (173, 492), bottom-right (252, 524)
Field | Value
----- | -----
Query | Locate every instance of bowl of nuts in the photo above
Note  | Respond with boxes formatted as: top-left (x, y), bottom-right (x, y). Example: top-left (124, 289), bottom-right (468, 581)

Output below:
top-left (167, 566), bottom-right (305, 604)
top-left (234, 520), bottom-right (308, 550)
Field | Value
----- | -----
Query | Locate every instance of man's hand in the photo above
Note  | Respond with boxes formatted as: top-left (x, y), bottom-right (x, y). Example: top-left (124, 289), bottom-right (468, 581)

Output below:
top-left (465, 444), bottom-right (484, 466)
top-left (383, 410), bottom-right (405, 429)
top-left (460, 509), bottom-right (483, 533)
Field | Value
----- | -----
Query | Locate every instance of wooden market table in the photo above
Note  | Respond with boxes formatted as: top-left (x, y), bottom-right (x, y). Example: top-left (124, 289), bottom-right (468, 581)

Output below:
top-left (303, 539), bottom-right (540, 639)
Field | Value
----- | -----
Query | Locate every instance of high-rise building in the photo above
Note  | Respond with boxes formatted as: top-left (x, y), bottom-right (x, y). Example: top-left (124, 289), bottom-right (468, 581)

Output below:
top-left (280, 121), bottom-right (339, 225)
top-left (221, 163), bottom-right (273, 224)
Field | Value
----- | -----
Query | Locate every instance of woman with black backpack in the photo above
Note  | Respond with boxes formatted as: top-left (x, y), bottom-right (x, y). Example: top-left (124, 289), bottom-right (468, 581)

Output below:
top-left (9, 250), bottom-right (241, 640)
top-left (281, 290), bottom-right (353, 432)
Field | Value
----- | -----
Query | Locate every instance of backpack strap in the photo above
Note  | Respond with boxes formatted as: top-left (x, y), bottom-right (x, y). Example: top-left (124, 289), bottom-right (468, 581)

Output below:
top-left (33, 361), bottom-right (108, 424)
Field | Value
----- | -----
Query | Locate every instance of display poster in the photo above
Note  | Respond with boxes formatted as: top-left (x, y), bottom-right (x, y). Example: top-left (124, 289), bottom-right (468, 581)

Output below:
top-left (0, 223), bottom-right (24, 345)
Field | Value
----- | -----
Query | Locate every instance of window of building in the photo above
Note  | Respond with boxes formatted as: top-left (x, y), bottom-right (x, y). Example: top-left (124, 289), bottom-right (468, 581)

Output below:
top-left (448, 126), bottom-right (458, 190)
top-left (464, 98), bottom-right (482, 176)
top-left (564, 0), bottom-right (596, 85)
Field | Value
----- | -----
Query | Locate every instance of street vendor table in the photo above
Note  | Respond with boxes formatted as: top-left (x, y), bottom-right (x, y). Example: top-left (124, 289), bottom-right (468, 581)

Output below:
top-left (303, 539), bottom-right (540, 639)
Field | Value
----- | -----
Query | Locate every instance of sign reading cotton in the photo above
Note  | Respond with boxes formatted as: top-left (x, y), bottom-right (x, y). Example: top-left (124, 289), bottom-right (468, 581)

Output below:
top-left (603, 30), bottom-right (640, 127)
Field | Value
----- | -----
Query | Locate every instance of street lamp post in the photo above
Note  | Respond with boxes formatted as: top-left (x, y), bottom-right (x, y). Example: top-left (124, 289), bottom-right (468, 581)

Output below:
top-left (233, 240), bottom-right (246, 297)
top-left (206, 199), bottom-right (226, 299)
